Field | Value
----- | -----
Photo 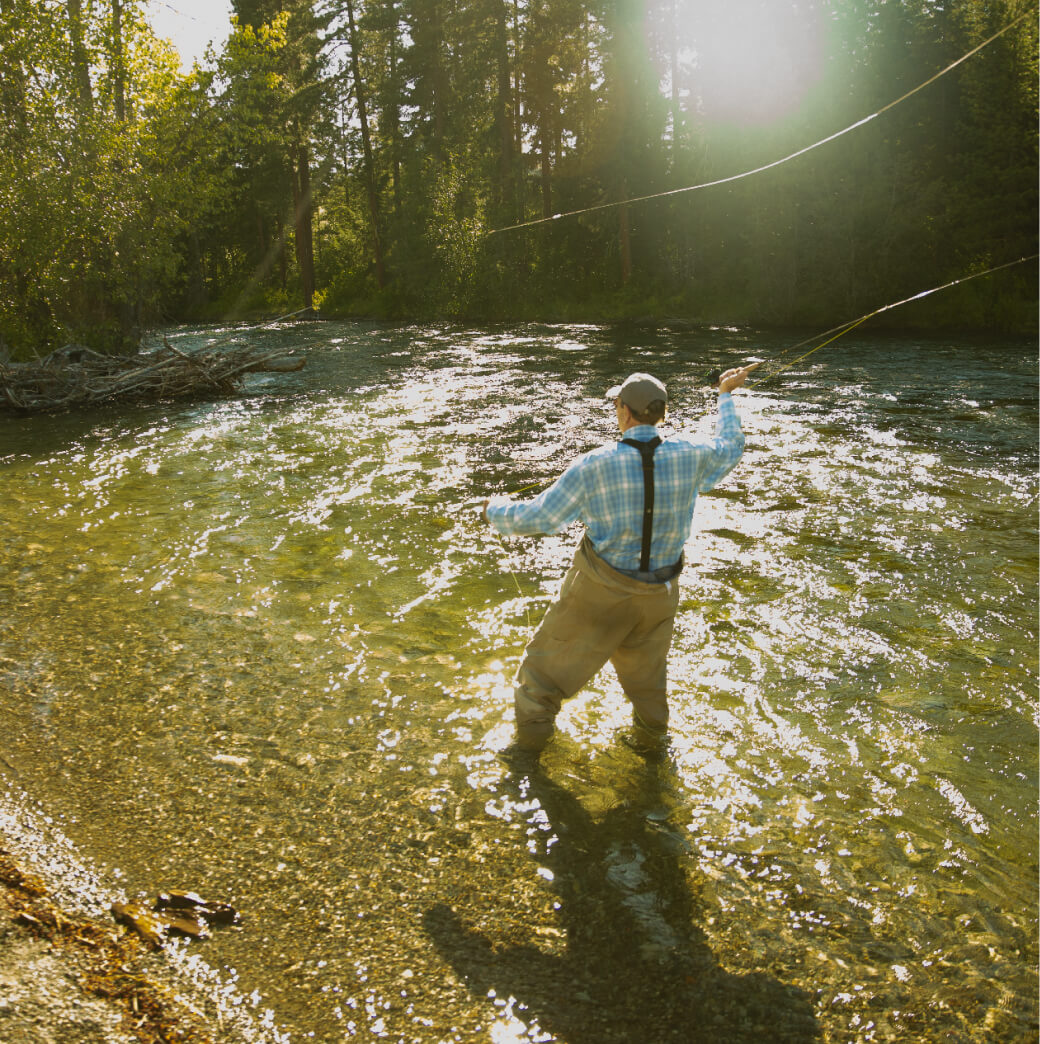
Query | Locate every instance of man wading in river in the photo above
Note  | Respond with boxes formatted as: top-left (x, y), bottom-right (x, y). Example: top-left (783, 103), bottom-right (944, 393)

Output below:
top-left (482, 365), bottom-right (757, 751)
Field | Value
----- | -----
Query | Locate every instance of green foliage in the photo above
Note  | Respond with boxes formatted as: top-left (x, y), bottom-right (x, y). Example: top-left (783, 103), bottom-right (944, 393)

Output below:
top-left (1, 0), bottom-right (1035, 354)
top-left (426, 162), bottom-right (488, 313)
top-left (0, 0), bottom-right (224, 357)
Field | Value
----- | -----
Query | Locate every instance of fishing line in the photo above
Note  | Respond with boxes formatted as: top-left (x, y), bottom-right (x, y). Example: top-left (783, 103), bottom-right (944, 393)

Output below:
top-left (502, 541), bottom-right (533, 630)
top-left (478, 523), bottom-right (534, 629)
top-left (748, 253), bottom-right (1039, 386)
top-left (170, 306), bottom-right (317, 354)
top-left (487, 8), bottom-right (1035, 236)
top-left (148, 0), bottom-right (205, 24)
top-left (744, 317), bottom-right (870, 386)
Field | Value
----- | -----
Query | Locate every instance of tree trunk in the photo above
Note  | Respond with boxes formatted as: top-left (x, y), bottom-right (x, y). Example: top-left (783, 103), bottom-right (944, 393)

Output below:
top-left (276, 215), bottom-right (288, 289)
top-left (292, 144), bottom-right (316, 309)
top-left (387, 0), bottom-right (402, 216)
top-left (512, 0), bottom-right (524, 218)
top-left (429, 0), bottom-right (447, 153)
top-left (111, 0), bottom-right (126, 121)
top-left (68, 0), bottom-right (94, 111)
top-left (492, 0), bottom-right (515, 221)
top-left (0, 0), bottom-right (27, 140)
top-left (539, 120), bottom-right (552, 219)
top-left (668, 0), bottom-right (681, 150)
top-left (619, 205), bottom-right (632, 285)
top-left (577, 10), bottom-right (590, 154)
top-left (345, 0), bottom-right (387, 288)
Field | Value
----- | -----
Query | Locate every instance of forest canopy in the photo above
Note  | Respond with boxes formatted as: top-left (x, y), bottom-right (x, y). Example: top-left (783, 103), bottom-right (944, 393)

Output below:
top-left (0, 0), bottom-right (1036, 357)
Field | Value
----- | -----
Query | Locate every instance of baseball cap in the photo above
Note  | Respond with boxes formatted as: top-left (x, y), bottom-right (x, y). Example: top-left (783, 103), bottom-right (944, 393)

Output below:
top-left (605, 372), bottom-right (668, 413)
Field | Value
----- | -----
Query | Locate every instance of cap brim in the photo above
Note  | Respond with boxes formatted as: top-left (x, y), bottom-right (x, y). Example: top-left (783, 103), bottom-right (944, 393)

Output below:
top-left (605, 385), bottom-right (622, 399)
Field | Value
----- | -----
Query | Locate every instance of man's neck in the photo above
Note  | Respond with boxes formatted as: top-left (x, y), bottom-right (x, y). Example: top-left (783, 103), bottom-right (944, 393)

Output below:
top-left (620, 420), bottom-right (659, 436)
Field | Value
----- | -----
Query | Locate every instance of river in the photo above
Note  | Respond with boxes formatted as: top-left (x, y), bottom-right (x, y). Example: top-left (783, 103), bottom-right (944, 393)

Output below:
top-left (0, 321), bottom-right (1036, 1042)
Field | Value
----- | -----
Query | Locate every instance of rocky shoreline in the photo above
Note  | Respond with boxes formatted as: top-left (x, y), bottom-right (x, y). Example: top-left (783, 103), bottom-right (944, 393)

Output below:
top-left (0, 843), bottom-right (213, 1043)
top-left (0, 784), bottom-right (289, 1044)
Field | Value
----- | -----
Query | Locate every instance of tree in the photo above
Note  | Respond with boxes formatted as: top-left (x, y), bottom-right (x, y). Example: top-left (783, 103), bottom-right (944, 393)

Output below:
top-left (208, 2), bottom-right (326, 314)
top-left (4, 0), bottom-right (1034, 348)
top-left (344, 0), bottom-right (387, 287)
top-left (0, 0), bottom-right (205, 355)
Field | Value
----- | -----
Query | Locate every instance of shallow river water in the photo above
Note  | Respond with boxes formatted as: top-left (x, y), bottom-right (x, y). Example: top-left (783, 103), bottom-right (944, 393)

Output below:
top-left (0, 321), bottom-right (1036, 1043)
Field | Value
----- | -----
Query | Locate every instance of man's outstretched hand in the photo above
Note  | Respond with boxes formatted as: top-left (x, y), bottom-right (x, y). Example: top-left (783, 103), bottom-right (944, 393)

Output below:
top-left (718, 361), bottom-right (762, 394)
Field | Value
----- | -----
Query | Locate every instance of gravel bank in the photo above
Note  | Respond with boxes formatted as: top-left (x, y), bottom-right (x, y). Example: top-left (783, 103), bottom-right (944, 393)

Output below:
top-left (0, 845), bottom-right (212, 1043)
top-left (0, 782), bottom-right (289, 1044)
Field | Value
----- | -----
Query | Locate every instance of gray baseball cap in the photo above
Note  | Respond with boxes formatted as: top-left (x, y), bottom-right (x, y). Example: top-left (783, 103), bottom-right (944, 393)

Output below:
top-left (605, 372), bottom-right (668, 412)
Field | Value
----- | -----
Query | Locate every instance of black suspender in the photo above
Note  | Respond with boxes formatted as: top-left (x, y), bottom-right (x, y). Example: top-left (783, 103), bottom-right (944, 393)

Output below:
top-left (621, 436), bottom-right (662, 572)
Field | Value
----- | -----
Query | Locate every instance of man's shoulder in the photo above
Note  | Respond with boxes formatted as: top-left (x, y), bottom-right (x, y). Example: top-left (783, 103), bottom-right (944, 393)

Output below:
top-left (559, 442), bottom-right (627, 483)
top-left (657, 431), bottom-right (704, 451)
top-left (575, 441), bottom-right (623, 465)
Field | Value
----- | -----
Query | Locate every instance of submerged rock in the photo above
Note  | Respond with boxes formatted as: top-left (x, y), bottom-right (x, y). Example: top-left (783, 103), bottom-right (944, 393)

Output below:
top-left (110, 902), bottom-right (174, 949)
top-left (111, 890), bottom-right (240, 948)
top-left (156, 891), bottom-right (241, 927)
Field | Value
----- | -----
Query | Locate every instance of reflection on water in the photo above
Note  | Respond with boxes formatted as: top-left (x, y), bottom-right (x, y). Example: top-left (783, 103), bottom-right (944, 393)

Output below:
top-left (0, 321), bottom-right (1036, 1042)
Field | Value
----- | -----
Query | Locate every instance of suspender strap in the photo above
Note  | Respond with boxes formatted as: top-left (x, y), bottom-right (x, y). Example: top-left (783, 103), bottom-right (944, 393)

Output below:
top-left (621, 436), bottom-right (662, 572)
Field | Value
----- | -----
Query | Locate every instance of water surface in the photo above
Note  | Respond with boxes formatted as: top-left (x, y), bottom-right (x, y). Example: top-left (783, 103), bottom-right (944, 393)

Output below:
top-left (0, 322), bottom-right (1036, 1042)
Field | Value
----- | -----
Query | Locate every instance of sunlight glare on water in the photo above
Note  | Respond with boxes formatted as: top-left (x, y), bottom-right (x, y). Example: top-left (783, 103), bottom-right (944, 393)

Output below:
top-left (0, 322), bottom-right (1035, 1042)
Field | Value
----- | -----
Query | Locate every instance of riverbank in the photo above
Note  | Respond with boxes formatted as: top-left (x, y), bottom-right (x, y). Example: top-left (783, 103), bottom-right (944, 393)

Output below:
top-left (0, 839), bottom-right (212, 1043)
top-left (0, 781), bottom-right (289, 1044)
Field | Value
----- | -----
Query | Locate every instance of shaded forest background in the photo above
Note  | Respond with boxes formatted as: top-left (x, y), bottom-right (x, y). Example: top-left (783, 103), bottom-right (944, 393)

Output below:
top-left (0, 0), bottom-right (1036, 357)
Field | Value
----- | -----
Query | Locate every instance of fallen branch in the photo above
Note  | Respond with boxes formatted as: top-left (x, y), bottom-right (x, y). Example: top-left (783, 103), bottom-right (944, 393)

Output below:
top-left (0, 339), bottom-right (307, 413)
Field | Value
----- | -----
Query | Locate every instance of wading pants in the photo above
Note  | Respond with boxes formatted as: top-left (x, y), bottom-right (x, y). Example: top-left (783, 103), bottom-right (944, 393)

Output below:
top-left (513, 537), bottom-right (681, 745)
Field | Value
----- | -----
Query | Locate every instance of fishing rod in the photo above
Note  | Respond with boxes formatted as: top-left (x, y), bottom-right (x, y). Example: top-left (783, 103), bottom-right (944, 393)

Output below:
top-left (743, 252), bottom-right (1039, 388)
top-left (487, 252), bottom-right (1036, 503)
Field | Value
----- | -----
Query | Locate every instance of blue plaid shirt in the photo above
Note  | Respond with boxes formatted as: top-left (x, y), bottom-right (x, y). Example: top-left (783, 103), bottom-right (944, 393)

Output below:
top-left (486, 393), bottom-right (745, 572)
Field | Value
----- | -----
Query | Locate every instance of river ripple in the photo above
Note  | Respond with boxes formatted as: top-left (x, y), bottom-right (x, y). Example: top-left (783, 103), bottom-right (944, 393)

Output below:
top-left (0, 322), bottom-right (1036, 1042)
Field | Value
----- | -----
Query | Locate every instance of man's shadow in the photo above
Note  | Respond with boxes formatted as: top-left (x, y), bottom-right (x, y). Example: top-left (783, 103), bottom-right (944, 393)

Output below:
top-left (424, 750), bottom-right (819, 1042)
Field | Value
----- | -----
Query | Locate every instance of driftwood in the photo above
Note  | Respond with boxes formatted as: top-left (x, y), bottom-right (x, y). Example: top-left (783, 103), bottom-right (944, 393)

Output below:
top-left (0, 337), bottom-right (306, 413)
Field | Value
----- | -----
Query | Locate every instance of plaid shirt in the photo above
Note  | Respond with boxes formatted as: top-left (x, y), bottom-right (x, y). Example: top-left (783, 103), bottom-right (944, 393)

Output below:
top-left (486, 393), bottom-right (745, 572)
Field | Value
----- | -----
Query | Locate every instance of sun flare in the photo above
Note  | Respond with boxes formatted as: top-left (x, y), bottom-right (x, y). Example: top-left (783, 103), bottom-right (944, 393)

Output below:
top-left (680, 0), bottom-right (827, 124)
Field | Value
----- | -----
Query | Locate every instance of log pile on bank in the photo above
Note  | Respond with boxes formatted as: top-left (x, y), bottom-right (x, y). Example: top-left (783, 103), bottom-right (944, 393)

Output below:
top-left (0, 338), bottom-right (306, 413)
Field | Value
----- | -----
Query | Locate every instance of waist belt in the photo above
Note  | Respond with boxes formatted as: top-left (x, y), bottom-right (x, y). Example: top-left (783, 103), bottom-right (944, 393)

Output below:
top-left (621, 436), bottom-right (662, 572)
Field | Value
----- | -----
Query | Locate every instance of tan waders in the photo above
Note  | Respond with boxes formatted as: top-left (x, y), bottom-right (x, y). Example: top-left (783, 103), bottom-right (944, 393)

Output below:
top-left (513, 537), bottom-right (681, 748)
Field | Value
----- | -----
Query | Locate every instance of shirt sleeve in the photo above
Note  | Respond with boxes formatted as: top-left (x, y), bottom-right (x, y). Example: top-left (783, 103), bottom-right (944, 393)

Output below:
top-left (696, 392), bottom-right (745, 492)
top-left (485, 458), bottom-right (586, 536)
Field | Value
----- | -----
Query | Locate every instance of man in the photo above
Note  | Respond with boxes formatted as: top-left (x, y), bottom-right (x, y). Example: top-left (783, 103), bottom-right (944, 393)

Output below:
top-left (482, 364), bottom-right (756, 751)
